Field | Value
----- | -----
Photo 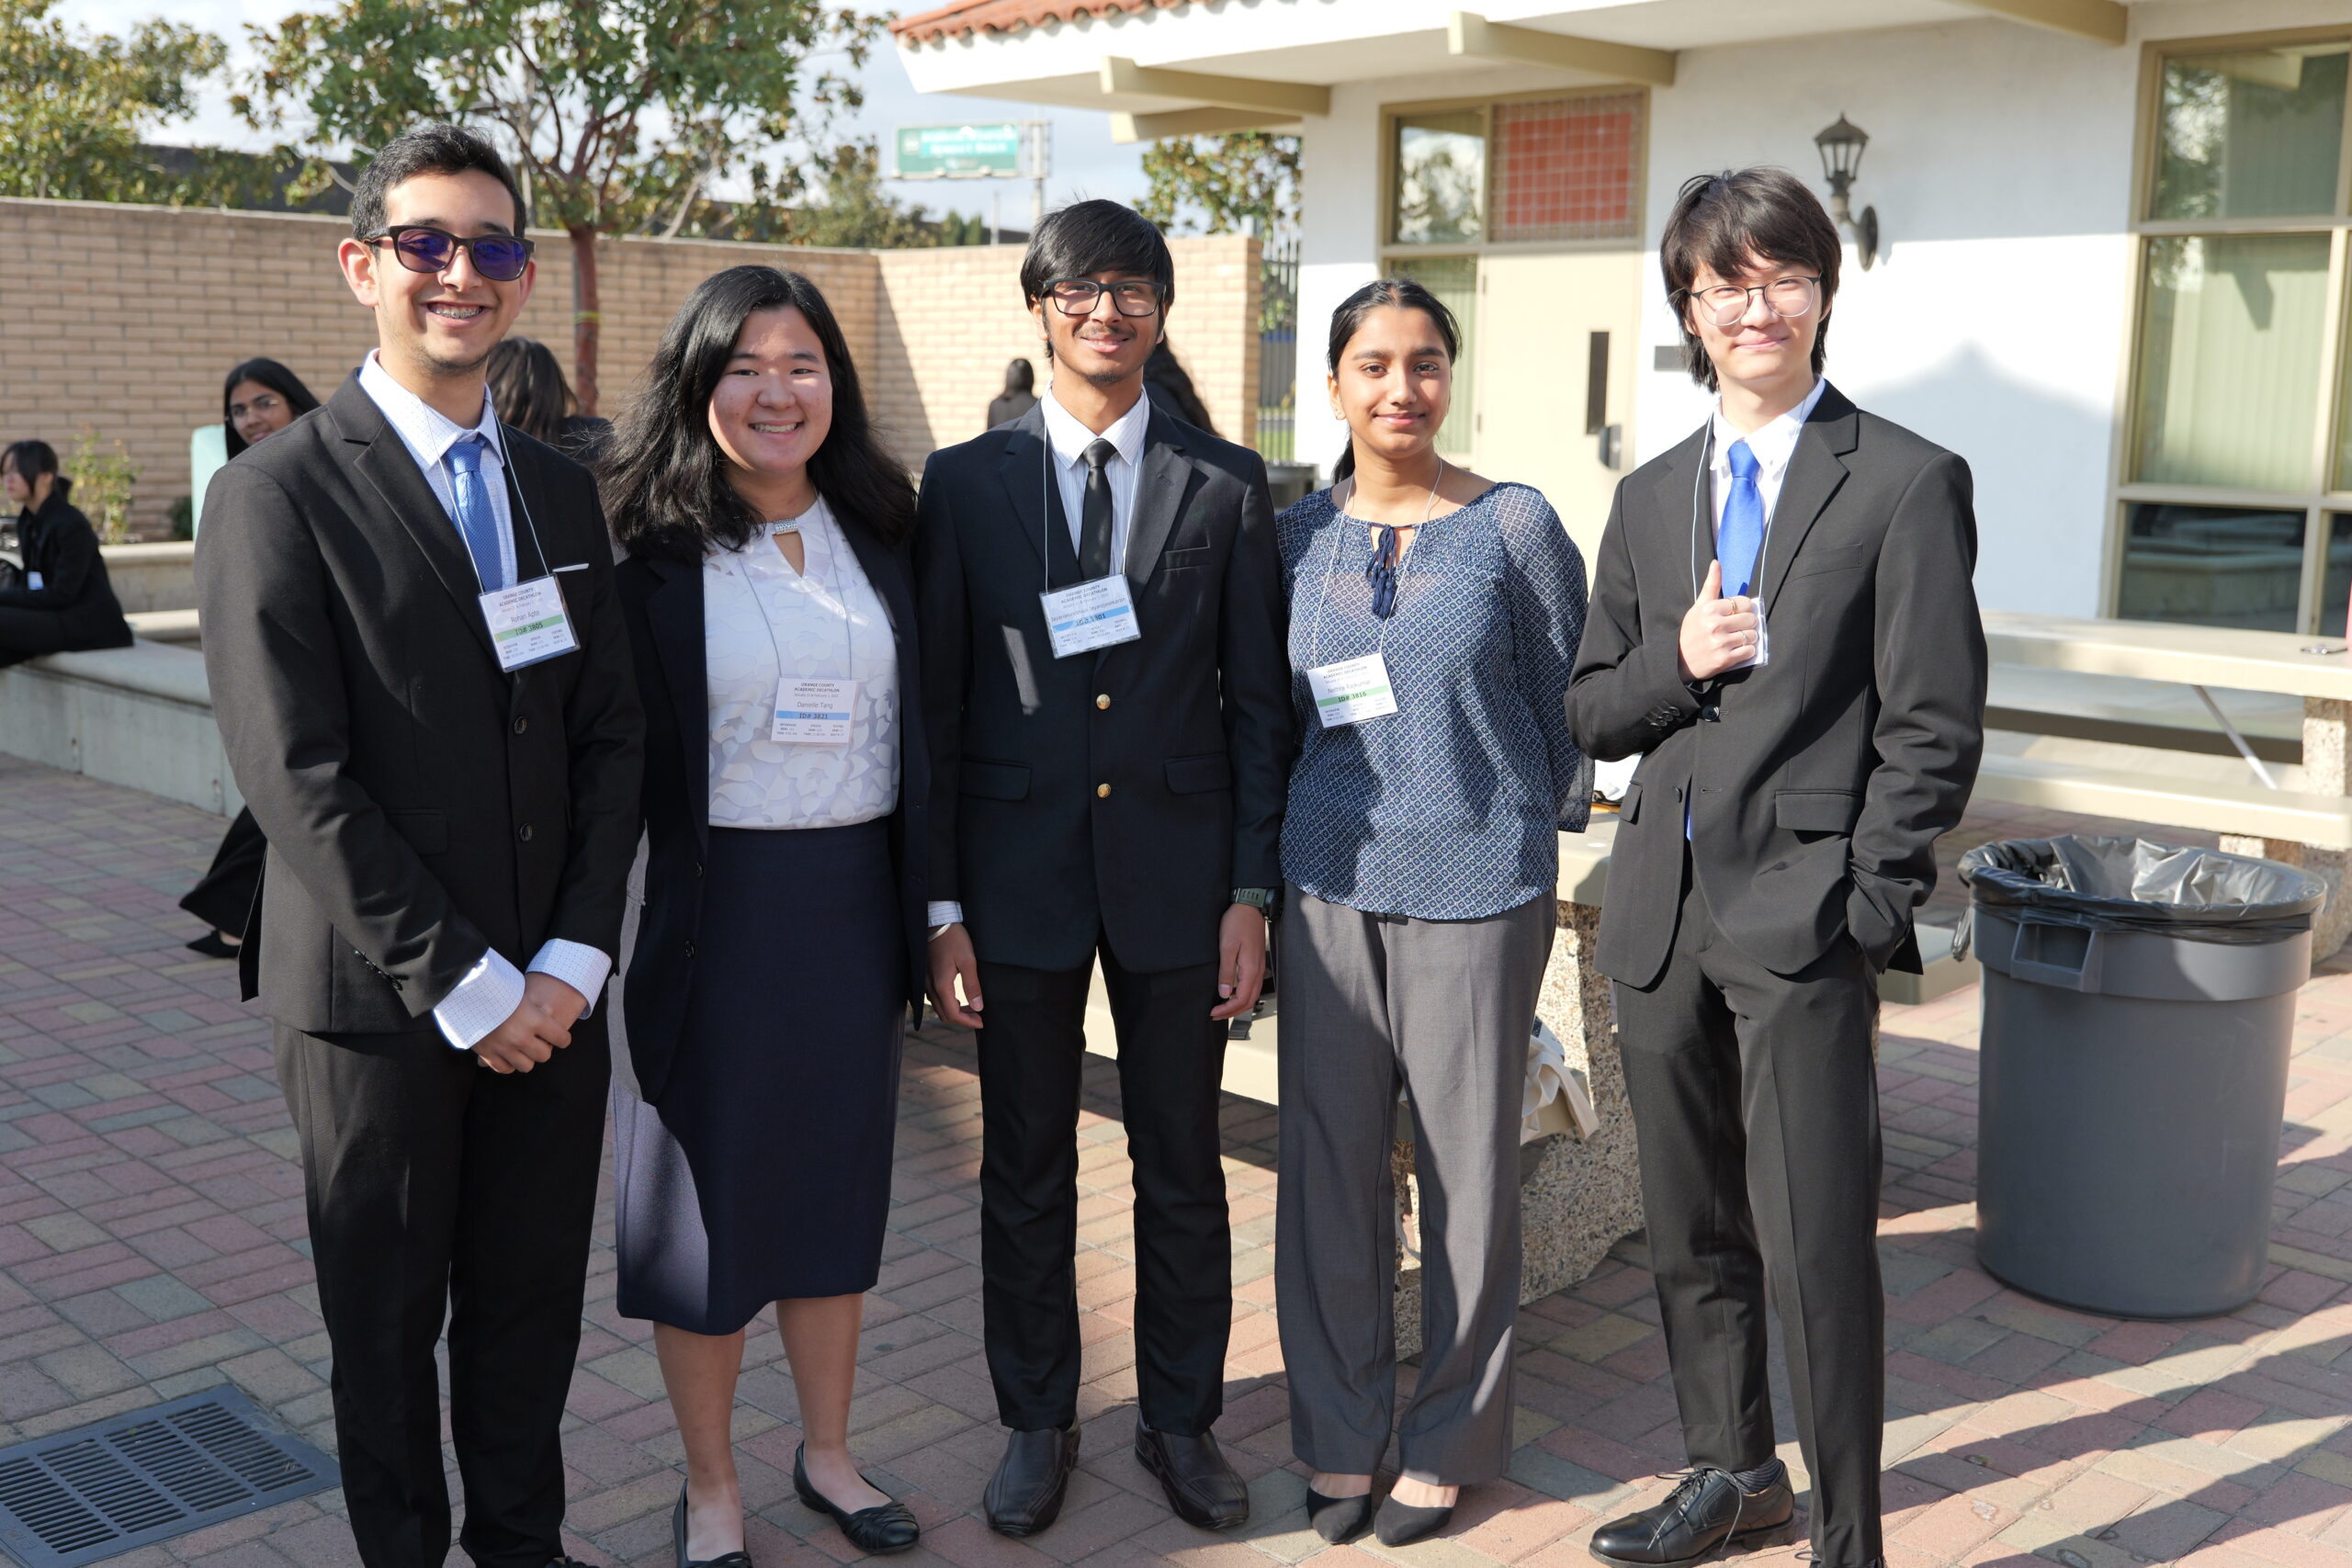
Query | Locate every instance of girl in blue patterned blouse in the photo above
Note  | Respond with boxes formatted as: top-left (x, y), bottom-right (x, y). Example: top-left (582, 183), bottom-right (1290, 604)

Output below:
top-left (1274, 278), bottom-right (1591, 1550)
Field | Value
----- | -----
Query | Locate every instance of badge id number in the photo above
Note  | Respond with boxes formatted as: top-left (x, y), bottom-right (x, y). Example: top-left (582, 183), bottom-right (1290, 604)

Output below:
top-left (1040, 574), bottom-right (1143, 660)
top-left (480, 576), bottom-right (579, 672)
top-left (1306, 652), bottom-right (1399, 728)
top-left (772, 677), bottom-right (858, 745)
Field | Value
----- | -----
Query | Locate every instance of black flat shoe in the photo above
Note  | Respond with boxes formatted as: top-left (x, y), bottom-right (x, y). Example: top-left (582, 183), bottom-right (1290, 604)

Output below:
top-left (1306, 1486), bottom-right (1374, 1544)
top-left (186, 931), bottom-right (240, 959)
top-left (794, 1443), bottom-right (919, 1555)
top-left (671, 1483), bottom-right (752, 1568)
top-left (1375, 1493), bottom-right (1455, 1548)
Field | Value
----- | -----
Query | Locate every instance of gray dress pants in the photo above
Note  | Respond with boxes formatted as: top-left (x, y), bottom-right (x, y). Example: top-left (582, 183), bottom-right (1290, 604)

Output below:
top-left (1274, 885), bottom-right (1553, 1483)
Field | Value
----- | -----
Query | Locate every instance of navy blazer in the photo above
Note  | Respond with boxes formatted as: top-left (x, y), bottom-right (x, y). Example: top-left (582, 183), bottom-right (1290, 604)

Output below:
top-left (615, 518), bottom-right (929, 1104)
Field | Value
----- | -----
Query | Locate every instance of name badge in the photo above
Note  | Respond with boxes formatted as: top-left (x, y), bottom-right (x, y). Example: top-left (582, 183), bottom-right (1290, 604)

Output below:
top-left (1306, 652), bottom-right (1399, 728)
top-left (1040, 574), bottom-right (1142, 659)
top-left (25, 571), bottom-right (43, 592)
top-left (773, 677), bottom-right (858, 745)
top-left (479, 576), bottom-right (579, 672)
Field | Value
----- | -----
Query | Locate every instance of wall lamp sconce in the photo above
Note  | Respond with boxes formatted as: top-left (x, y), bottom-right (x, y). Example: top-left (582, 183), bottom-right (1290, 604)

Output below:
top-left (1814, 115), bottom-right (1879, 271)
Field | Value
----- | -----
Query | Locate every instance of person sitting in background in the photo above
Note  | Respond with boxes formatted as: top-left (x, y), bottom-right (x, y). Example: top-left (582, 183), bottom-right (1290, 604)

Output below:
top-left (180, 358), bottom-right (325, 959)
top-left (487, 335), bottom-right (611, 460)
top-left (985, 357), bottom-right (1037, 428)
top-left (225, 358), bottom-right (322, 456)
top-left (0, 439), bottom-right (132, 669)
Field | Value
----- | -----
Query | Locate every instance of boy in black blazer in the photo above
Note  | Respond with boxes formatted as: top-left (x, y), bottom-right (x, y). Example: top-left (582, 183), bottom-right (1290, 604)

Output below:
top-left (198, 126), bottom-right (640, 1568)
top-left (916, 201), bottom-right (1294, 1539)
top-left (1567, 169), bottom-right (1985, 1568)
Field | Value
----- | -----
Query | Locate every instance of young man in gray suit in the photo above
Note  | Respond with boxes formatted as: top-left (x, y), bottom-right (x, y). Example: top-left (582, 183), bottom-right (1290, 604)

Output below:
top-left (1567, 169), bottom-right (1985, 1568)
top-left (198, 125), bottom-right (641, 1568)
top-left (916, 200), bottom-right (1294, 1538)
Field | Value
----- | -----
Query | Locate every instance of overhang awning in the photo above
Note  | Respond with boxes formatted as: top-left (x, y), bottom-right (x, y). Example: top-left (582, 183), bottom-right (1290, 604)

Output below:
top-left (889, 0), bottom-right (2131, 139)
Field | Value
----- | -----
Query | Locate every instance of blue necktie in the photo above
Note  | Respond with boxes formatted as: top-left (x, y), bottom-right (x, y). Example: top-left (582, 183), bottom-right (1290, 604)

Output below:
top-left (446, 434), bottom-right (507, 592)
top-left (1719, 439), bottom-right (1765, 597)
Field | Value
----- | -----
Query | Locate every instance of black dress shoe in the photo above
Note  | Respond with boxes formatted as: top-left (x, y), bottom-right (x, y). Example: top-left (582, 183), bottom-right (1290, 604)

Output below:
top-left (1306, 1486), bottom-right (1374, 1544)
top-left (984, 1426), bottom-right (1080, 1538)
top-left (794, 1444), bottom-right (919, 1555)
top-left (1134, 1421), bottom-right (1249, 1530)
top-left (1375, 1493), bottom-right (1454, 1548)
top-left (1588, 1467), bottom-right (1795, 1567)
top-left (670, 1483), bottom-right (752, 1568)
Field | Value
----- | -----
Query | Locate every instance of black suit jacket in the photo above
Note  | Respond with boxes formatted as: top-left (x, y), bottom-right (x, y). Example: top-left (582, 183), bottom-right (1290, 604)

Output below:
top-left (0, 493), bottom-right (133, 649)
top-left (915, 402), bottom-right (1294, 974)
top-left (614, 524), bottom-right (931, 1104)
top-left (197, 374), bottom-right (644, 1033)
top-left (1566, 383), bottom-right (1986, 987)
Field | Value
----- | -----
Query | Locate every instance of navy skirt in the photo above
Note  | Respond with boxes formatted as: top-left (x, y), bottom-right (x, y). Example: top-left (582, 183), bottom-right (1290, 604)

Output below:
top-left (614, 819), bottom-right (905, 1334)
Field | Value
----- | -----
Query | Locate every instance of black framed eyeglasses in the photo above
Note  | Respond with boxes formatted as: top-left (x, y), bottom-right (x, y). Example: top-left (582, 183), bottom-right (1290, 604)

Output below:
top-left (1676, 276), bottom-right (1820, 329)
top-left (366, 225), bottom-right (536, 283)
top-left (1043, 277), bottom-right (1167, 317)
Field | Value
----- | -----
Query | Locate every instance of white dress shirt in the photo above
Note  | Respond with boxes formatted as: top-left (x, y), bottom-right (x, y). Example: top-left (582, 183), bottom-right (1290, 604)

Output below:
top-left (705, 497), bottom-right (899, 828)
top-left (927, 385), bottom-right (1153, 932)
top-left (356, 352), bottom-right (611, 1050)
top-left (1706, 377), bottom-right (1826, 670)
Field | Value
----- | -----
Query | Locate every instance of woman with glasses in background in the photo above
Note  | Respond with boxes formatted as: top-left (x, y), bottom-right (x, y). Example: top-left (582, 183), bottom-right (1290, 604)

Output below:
top-left (1272, 277), bottom-right (1589, 1549)
top-left (181, 358), bottom-right (323, 958)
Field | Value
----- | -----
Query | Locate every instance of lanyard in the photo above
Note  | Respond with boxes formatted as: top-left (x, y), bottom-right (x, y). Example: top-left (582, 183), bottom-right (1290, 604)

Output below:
top-left (1303, 461), bottom-right (1445, 668)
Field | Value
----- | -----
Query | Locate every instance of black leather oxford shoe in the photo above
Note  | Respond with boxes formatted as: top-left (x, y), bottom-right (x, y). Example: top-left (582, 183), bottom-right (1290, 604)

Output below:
top-left (1588, 1466), bottom-right (1794, 1566)
top-left (1134, 1421), bottom-right (1249, 1530)
top-left (984, 1426), bottom-right (1080, 1538)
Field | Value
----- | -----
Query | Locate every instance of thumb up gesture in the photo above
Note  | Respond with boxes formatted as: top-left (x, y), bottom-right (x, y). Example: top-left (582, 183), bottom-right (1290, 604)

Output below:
top-left (1678, 561), bottom-right (1759, 682)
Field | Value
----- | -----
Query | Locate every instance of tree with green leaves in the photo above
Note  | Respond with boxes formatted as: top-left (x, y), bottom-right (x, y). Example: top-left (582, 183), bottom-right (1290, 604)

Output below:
top-left (0, 0), bottom-right (268, 207)
top-left (240, 0), bottom-right (886, 412)
top-left (1137, 131), bottom-right (1300, 240)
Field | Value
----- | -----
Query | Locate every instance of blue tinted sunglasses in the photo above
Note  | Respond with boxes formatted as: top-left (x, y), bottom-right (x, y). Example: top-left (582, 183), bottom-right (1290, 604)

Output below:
top-left (367, 225), bottom-right (535, 283)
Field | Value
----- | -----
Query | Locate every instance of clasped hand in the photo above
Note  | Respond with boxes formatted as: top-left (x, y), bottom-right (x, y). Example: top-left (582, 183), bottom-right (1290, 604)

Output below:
top-left (474, 973), bottom-right (585, 1074)
top-left (1678, 560), bottom-right (1759, 682)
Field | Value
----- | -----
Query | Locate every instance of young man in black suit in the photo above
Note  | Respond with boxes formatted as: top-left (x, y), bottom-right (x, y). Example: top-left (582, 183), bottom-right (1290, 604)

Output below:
top-left (1567, 169), bottom-right (1985, 1568)
top-left (916, 201), bottom-right (1294, 1538)
top-left (198, 125), bottom-right (641, 1568)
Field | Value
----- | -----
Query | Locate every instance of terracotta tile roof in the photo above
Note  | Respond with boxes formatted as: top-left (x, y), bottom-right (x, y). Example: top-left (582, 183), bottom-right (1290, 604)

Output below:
top-left (891, 0), bottom-right (1192, 45)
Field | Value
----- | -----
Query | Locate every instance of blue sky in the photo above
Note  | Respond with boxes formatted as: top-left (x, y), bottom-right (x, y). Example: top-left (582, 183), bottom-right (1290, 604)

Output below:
top-left (59, 0), bottom-right (1151, 218)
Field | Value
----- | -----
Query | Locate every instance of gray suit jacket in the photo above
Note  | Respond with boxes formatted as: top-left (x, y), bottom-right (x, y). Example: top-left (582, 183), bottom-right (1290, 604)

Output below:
top-left (1566, 382), bottom-right (1986, 987)
top-left (914, 401), bottom-right (1294, 974)
top-left (197, 374), bottom-right (644, 1033)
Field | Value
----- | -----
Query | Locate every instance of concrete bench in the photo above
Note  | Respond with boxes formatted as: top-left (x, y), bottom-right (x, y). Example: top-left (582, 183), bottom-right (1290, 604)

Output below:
top-left (1973, 750), bottom-right (2352, 848)
top-left (0, 640), bottom-right (239, 816)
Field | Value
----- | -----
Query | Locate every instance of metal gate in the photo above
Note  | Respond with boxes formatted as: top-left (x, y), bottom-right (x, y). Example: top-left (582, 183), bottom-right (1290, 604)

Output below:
top-left (1256, 237), bottom-right (1300, 463)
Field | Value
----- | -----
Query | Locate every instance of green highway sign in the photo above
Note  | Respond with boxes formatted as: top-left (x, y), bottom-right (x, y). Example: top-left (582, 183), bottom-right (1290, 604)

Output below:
top-left (895, 122), bottom-right (1025, 179)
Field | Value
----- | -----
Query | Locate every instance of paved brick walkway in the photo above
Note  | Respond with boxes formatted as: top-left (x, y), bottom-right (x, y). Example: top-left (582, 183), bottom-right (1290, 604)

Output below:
top-left (0, 751), bottom-right (2347, 1568)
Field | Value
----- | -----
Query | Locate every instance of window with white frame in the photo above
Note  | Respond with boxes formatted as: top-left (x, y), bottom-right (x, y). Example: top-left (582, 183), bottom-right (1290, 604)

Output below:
top-left (2115, 32), bottom-right (2352, 634)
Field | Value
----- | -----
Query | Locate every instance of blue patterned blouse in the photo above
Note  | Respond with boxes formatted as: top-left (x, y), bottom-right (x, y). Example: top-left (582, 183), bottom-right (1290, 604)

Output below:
top-left (1277, 482), bottom-right (1591, 920)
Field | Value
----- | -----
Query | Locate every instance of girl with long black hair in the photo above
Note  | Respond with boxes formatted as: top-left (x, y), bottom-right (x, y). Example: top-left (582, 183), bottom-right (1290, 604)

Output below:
top-left (604, 265), bottom-right (927, 1566)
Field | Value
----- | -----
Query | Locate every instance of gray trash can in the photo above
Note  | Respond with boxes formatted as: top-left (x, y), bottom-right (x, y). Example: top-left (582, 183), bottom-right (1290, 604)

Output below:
top-left (1961, 836), bottom-right (2323, 1319)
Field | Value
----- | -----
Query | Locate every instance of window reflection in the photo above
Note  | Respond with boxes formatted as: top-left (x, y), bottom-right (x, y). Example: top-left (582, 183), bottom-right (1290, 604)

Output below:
top-left (1393, 111), bottom-right (1485, 245)
top-left (2154, 46), bottom-right (2346, 220)
top-left (2118, 502), bottom-right (2310, 632)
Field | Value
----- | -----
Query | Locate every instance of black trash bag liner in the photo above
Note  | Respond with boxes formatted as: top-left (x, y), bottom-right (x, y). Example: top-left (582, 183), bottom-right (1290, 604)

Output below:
top-left (1956, 835), bottom-right (2324, 956)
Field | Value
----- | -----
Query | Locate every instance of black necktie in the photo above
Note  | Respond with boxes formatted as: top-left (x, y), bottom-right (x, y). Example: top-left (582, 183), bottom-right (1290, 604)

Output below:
top-left (1080, 439), bottom-right (1116, 581)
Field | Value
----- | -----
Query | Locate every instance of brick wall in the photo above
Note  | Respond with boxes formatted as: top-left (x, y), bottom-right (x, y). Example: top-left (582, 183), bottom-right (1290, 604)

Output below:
top-left (0, 197), bottom-right (1260, 535)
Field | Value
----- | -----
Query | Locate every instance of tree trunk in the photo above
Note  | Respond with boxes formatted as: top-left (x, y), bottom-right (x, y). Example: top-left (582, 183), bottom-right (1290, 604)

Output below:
top-left (570, 225), bottom-right (601, 415)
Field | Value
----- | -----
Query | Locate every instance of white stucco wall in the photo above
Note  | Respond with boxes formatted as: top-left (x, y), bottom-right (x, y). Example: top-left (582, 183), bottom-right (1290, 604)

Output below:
top-left (1293, 0), bottom-right (2349, 617)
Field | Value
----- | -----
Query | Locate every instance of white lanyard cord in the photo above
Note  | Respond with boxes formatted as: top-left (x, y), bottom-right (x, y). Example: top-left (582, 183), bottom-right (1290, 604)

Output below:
top-left (1305, 459), bottom-right (1444, 670)
top-left (729, 507), bottom-right (857, 716)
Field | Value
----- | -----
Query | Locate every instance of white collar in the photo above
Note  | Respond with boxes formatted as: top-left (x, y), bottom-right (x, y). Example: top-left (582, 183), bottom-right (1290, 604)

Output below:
top-left (1040, 382), bottom-right (1150, 470)
top-left (1711, 378), bottom-right (1827, 474)
top-left (359, 349), bottom-right (502, 466)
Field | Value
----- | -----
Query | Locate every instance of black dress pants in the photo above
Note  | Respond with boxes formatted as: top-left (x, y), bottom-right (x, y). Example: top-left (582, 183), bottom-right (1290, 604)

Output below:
top-left (973, 942), bottom-right (1232, 1435)
top-left (180, 807), bottom-right (266, 933)
top-left (0, 605), bottom-right (68, 669)
top-left (276, 1017), bottom-right (610, 1568)
top-left (1611, 868), bottom-right (1885, 1568)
